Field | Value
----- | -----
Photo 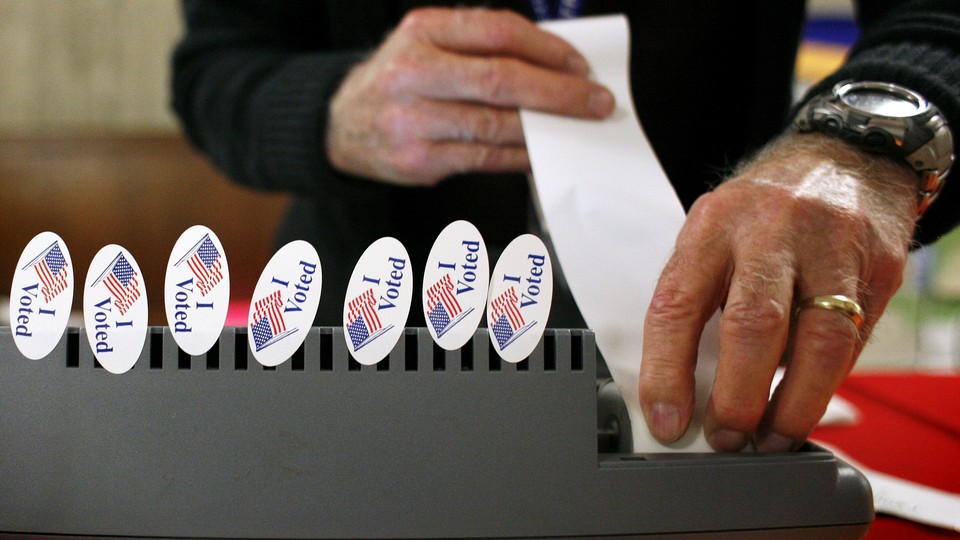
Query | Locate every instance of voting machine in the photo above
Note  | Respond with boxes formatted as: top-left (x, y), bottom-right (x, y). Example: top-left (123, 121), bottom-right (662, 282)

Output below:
top-left (0, 326), bottom-right (873, 538)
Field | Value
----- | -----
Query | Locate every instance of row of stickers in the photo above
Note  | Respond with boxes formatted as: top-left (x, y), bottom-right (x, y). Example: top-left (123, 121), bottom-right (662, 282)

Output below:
top-left (9, 221), bottom-right (554, 374)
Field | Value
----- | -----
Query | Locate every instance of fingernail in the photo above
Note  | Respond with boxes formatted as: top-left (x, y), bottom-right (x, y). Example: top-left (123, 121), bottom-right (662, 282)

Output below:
top-left (588, 89), bottom-right (615, 118)
top-left (759, 432), bottom-right (798, 453)
top-left (566, 54), bottom-right (589, 75)
top-left (709, 429), bottom-right (749, 452)
top-left (650, 402), bottom-right (682, 442)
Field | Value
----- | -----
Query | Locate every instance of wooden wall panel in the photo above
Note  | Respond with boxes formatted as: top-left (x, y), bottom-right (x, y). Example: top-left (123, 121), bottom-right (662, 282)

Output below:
top-left (0, 134), bottom-right (290, 325)
top-left (0, 0), bottom-right (182, 132)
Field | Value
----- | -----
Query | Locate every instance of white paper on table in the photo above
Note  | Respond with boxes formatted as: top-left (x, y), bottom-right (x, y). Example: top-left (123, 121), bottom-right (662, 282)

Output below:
top-left (814, 441), bottom-right (960, 532)
top-left (520, 15), bottom-right (719, 452)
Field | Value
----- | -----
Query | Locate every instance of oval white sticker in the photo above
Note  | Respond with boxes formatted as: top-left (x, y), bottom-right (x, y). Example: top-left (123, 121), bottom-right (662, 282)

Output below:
top-left (343, 237), bottom-right (412, 365)
top-left (83, 245), bottom-right (149, 374)
top-left (422, 220), bottom-right (489, 350)
top-left (164, 225), bottom-right (230, 356)
top-left (10, 231), bottom-right (75, 360)
top-left (486, 234), bottom-right (553, 363)
top-left (248, 240), bottom-right (322, 367)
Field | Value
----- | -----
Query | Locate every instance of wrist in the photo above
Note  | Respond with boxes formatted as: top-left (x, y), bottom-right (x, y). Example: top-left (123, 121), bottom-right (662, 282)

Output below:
top-left (728, 132), bottom-right (918, 242)
top-left (793, 80), bottom-right (954, 219)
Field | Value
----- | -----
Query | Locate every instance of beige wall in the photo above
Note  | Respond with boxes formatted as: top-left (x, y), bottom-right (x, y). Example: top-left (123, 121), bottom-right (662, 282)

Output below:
top-left (0, 0), bottom-right (182, 133)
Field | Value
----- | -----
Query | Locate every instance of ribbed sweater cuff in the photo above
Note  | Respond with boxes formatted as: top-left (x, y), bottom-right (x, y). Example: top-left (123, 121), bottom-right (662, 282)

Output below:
top-left (796, 42), bottom-right (960, 244)
top-left (252, 51), bottom-right (369, 197)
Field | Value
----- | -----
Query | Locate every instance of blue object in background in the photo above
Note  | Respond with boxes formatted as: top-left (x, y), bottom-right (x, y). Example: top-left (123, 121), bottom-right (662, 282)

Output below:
top-left (803, 17), bottom-right (859, 46)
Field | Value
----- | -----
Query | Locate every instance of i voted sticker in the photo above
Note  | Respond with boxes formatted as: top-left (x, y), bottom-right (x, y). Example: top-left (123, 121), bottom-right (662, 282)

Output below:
top-left (487, 234), bottom-right (553, 363)
top-left (422, 220), bottom-right (489, 350)
top-left (165, 225), bottom-right (230, 356)
top-left (10, 232), bottom-right (74, 360)
top-left (343, 237), bottom-right (412, 365)
top-left (83, 245), bottom-right (148, 374)
top-left (248, 240), bottom-right (322, 367)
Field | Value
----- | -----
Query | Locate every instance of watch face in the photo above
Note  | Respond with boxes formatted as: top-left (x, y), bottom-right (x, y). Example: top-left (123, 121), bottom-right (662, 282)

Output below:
top-left (840, 88), bottom-right (922, 118)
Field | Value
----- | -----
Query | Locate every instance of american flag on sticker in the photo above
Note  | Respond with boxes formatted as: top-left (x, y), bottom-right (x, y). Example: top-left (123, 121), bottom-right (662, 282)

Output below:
top-left (176, 233), bottom-right (224, 297)
top-left (426, 273), bottom-right (466, 336)
top-left (101, 253), bottom-right (141, 316)
top-left (250, 290), bottom-right (292, 351)
top-left (26, 241), bottom-right (69, 303)
top-left (490, 286), bottom-right (533, 349)
top-left (346, 288), bottom-right (384, 350)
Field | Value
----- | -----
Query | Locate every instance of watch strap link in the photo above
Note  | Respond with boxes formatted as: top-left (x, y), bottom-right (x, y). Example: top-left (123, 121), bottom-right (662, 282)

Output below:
top-left (909, 113), bottom-right (953, 215)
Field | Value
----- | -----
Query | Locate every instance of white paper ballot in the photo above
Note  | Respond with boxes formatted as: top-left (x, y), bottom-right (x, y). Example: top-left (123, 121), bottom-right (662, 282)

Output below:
top-left (815, 441), bottom-right (960, 532)
top-left (520, 15), bottom-right (720, 452)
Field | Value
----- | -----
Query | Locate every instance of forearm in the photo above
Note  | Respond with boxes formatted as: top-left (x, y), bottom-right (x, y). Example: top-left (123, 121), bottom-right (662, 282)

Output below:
top-left (171, 1), bottom-right (371, 198)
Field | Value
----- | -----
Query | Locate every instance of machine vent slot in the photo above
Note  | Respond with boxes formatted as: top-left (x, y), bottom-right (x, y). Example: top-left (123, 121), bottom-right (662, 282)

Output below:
top-left (234, 331), bottom-right (248, 371)
top-left (291, 343), bottom-right (304, 371)
top-left (319, 331), bottom-right (333, 371)
top-left (51, 327), bottom-right (589, 373)
top-left (206, 340), bottom-right (219, 370)
top-left (433, 341), bottom-right (446, 372)
top-left (571, 332), bottom-right (583, 371)
top-left (460, 337), bottom-right (473, 371)
top-left (488, 341), bottom-right (501, 372)
top-left (404, 332), bottom-right (418, 371)
top-left (66, 330), bottom-right (80, 368)
top-left (178, 347), bottom-right (191, 370)
top-left (544, 333), bottom-right (556, 371)
top-left (149, 331), bottom-right (163, 369)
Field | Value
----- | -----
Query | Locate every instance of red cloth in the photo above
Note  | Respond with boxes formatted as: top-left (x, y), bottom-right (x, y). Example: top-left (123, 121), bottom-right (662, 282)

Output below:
top-left (812, 372), bottom-right (960, 539)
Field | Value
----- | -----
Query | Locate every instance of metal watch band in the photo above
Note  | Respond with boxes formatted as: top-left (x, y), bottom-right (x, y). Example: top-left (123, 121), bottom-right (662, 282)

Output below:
top-left (794, 80), bottom-right (954, 218)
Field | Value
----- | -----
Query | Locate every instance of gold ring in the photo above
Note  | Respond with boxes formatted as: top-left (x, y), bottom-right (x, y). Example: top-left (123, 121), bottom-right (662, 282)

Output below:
top-left (796, 295), bottom-right (865, 330)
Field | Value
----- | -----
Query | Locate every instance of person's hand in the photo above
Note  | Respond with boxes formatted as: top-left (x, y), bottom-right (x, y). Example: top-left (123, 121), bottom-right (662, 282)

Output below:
top-left (325, 7), bottom-right (615, 186)
top-left (640, 132), bottom-right (919, 452)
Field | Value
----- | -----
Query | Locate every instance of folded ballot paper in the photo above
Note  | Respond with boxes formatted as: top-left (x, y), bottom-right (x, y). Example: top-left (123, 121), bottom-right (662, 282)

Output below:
top-left (520, 15), bottom-right (720, 452)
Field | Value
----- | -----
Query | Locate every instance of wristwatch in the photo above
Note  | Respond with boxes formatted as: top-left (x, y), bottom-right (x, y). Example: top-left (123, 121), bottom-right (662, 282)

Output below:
top-left (794, 80), bottom-right (954, 217)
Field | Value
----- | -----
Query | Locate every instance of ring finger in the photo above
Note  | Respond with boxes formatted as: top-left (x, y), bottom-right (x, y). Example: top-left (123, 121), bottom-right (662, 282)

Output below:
top-left (757, 264), bottom-right (866, 451)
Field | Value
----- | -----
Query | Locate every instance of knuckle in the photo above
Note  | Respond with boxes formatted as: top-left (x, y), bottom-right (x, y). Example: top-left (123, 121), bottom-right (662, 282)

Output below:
top-left (710, 394), bottom-right (765, 432)
top-left (398, 8), bottom-right (440, 33)
top-left (378, 57), bottom-right (416, 96)
top-left (640, 361), bottom-right (692, 395)
top-left (468, 145), bottom-right (498, 171)
top-left (687, 191), bottom-right (730, 226)
top-left (476, 60), bottom-right (514, 104)
top-left (477, 17), bottom-right (522, 49)
top-left (721, 297), bottom-right (789, 339)
top-left (374, 103), bottom-right (413, 139)
top-left (802, 318), bottom-right (859, 351)
top-left (647, 285), bottom-right (704, 328)
top-left (473, 108), bottom-right (508, 142)
top-left (387, 144), bottom-right (429, 179)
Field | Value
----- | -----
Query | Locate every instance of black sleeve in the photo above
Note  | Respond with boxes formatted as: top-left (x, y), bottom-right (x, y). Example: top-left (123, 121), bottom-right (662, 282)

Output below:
top-left (170, 0), bottom-right (373, 199)
top-left (798, 0), bottom-right (960, 244)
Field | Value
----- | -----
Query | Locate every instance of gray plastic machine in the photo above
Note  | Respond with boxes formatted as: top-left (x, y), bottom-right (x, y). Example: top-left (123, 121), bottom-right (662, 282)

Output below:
top-left (0, 327), bottom-right (872, 538)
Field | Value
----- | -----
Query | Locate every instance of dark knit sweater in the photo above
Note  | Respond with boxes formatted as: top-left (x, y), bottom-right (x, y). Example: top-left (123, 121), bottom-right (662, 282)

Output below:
top-left (172, 0), bottom-right (960, 326)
